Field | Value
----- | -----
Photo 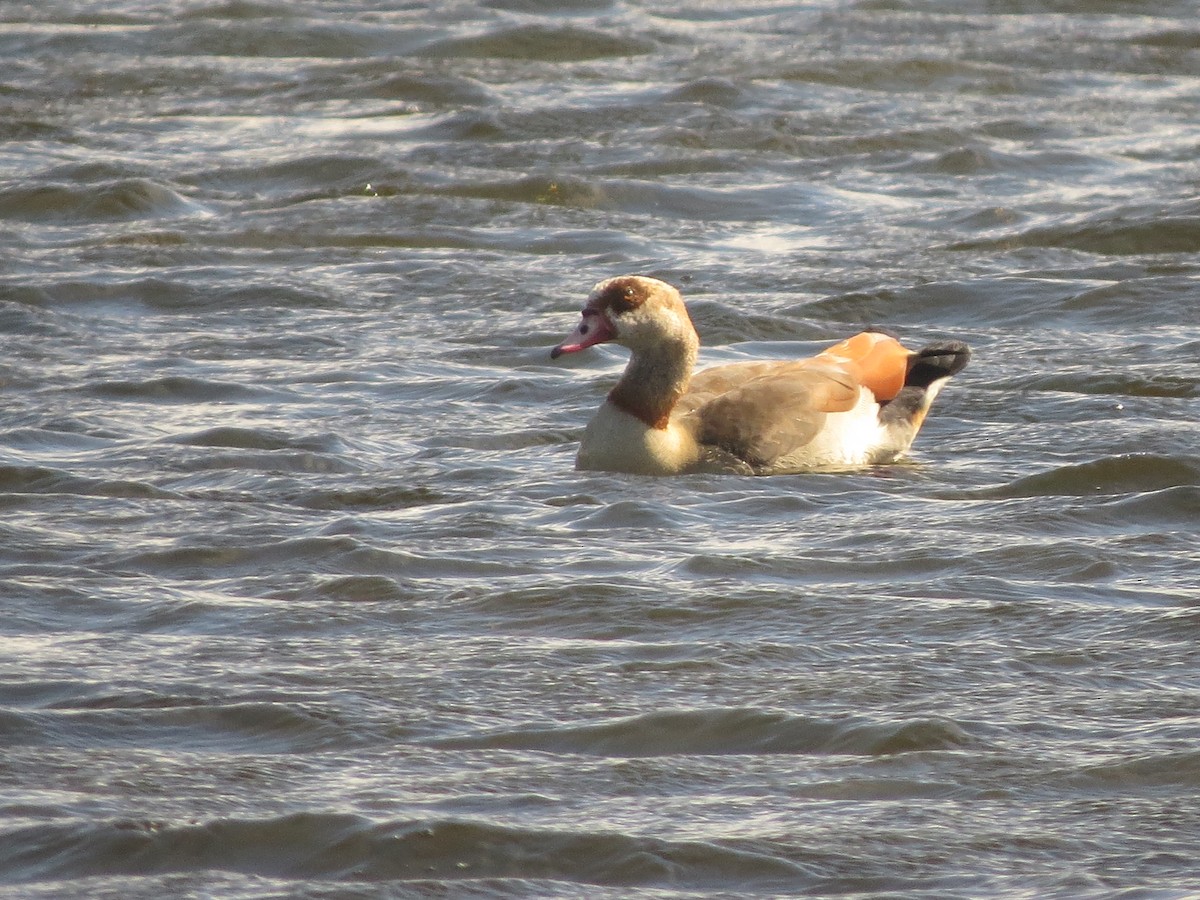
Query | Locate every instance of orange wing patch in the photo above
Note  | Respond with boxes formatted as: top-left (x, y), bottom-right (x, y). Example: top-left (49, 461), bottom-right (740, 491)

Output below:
top-left (818, 332), bottom-right (911, 402)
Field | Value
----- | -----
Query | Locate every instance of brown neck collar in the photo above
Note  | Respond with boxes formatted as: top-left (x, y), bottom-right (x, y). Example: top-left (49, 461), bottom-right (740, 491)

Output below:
top-left (607, 383), bottom-right (678, 430)
top-left (606, 344), bottom-right (694, 431)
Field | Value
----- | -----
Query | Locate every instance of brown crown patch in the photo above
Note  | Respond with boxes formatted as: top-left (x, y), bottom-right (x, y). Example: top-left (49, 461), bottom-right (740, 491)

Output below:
top-left (594, 276), bottom-right (652, 314)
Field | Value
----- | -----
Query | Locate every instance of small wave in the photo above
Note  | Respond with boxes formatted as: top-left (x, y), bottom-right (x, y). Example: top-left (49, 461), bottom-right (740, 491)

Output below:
top-left (0, 710), bottom-right (42, 746)
top-left (172, 449), bottom-right (356, 475)
top-left (781, 57), bottom-right (1023, 95)
top-left (110, 536), bottom-right (537, 582)
top-left (0, 813), bottom-right (813, 889)
top-left (983, 454), bottom-right (1200, 499)
top-left (799, 282), bottom-right (980, 325)
top-left (288, 484), bottom-right (452, 511)
top-left (1128, 29), bottom-right (1200, 49)
top-left (167, 426), bottom-right (341, 453)
top-left (286, 228), bottom-right (494, 253)
top-left (485, 0), bottom-right (616, 12)
top-left (663, 76), bottom-right (745, 107)
top-left (898, 145), bottom-right (1105, 178)
top-left (0, 119), bottom-right (77, 143)
top-left (178, 0), bottom-right (298, 19)
top-left (3, 276), bottom-right (331, 313)
top-left (352, 71), bottom-right (498, 106)
top-left (192, 153), bottom-right (382, 197)
top-left (464, 582), bottom-right (654, 631)
top-left (0, 299), bottom-right (78, 338)
top-left (0, 465), bottom-right (176, 500)
top-left (928, 146), bottom-right (1001, 175)
top-left (949, 200), bottom-right (1200, 255)
top-left (435, 174), bottom-right (848, 224)
top-left (803, 270), bottom-right (1200, 331)
top-left (420, 25), bottom-right (658, 62)
top-left (1016, 370), bottom-right (1196, 399)
top-left (1074, 275), bottom-right (1200, 323)
top-left (1070, 749), bottom-right (1200, 789)
top-left (687, 301), bottom-right (820, 344)
top-left (4, 701), bottom-right (351, 754)
top-left (110, 535), bottom-right (360, 577)
top-left (568, 499), bottom-right (707, 531)
top-left (0, 179), bottom-right (195, 223)
top-left (434, 708), bottom-right (973, 757)
top-left (274, 574), bottom-right (410, 603)
top-left (1102, 484), bottom-right (1200, 528)
top-left (441, 426), bottom-right (569, 452)
top-left (83, 376), bottom-right (280, 403)
top-left (343, 546), bottom-right (541, 580)
top-left (157, 20), bottom-right (399, 58)
top-left (516, 227), bottom-right (649, 257)
top-left (438, 174), bottom-right (610, 209)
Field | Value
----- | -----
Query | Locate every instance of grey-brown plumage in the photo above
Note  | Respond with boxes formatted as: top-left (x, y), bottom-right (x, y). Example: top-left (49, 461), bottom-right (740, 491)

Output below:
top-left (552, 276), bottom-right (970, 475)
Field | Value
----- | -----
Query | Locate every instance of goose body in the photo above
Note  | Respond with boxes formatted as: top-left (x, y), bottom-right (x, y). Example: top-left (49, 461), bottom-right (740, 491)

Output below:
top-left (552, 275), bottom-right (970, 475)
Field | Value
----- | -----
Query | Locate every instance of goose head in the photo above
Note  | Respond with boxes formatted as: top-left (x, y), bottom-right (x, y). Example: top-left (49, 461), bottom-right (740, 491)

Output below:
top-left (551, 275), bottom-right (696, 359)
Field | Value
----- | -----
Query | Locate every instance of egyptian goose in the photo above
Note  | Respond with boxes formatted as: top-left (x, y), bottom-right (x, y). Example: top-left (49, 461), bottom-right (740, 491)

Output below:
top-left (551, 275), bottom-right (970, 475)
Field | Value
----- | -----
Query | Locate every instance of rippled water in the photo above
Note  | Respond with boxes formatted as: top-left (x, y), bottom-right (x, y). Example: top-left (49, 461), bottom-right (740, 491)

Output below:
top-left (2, 1), bottom-right (1199, 897)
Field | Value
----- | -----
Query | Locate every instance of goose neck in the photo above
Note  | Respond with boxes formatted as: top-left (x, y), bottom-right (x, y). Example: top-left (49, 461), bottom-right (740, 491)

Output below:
top-left (607, 338), bottom-right (697, 430)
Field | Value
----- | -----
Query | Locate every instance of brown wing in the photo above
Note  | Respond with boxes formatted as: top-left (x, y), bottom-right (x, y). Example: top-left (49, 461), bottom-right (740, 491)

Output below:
top-left (677, 360), bottom-right (861, 467)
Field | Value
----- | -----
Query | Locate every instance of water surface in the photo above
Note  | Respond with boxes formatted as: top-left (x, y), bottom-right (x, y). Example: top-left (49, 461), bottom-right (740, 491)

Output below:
top-left (2, 1), bottom-right (1199, 897)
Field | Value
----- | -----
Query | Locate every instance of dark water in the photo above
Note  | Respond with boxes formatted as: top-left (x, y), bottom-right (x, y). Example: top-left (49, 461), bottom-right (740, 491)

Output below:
top-left (2, 0), bottom-right (1199, 896)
